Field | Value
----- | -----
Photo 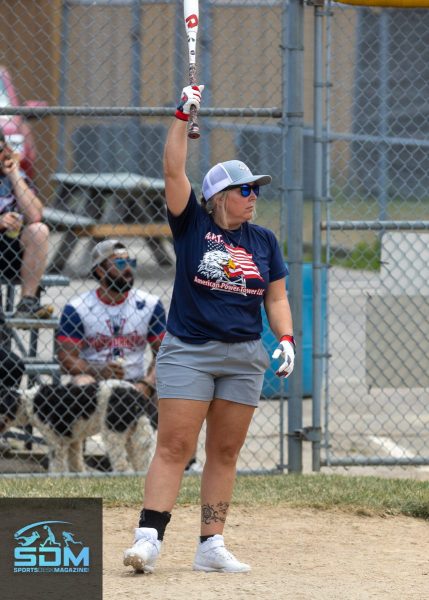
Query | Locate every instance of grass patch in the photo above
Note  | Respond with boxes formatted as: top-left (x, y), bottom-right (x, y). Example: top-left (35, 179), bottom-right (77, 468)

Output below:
top-left (0, 474), bottom-right (427, 520)
top-left (283, 228), bottom-right (381, 271)
top-left (282, 239), bottom-right (381, 271)
top-left (330, 239), bottom-right (381, 271)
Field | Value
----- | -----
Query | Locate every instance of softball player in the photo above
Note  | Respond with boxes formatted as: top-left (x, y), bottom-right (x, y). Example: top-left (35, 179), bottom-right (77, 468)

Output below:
top-left (124, 85), bottom-right (295, 574)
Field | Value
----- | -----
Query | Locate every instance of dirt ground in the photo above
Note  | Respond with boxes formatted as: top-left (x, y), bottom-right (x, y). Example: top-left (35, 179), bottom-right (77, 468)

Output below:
top-left (104, 505), bottom-right (428, 600)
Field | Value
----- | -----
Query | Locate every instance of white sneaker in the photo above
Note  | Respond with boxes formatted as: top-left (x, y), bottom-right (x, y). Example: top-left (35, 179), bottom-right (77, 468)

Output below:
top-left (193, 535), bottom-right (251, 573)
top-left (123, 527), bottom-right (161, 573)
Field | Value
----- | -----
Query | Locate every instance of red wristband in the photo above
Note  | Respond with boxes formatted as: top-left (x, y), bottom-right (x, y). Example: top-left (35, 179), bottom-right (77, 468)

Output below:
top-left (175, 109), bottom-right (189, 121)
top-left (280, 334), bottom-right (296, 348)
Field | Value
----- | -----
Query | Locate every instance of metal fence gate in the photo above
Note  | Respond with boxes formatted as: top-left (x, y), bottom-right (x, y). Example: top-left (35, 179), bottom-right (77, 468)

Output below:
top-left (320, 2), bottom-right (429, 471)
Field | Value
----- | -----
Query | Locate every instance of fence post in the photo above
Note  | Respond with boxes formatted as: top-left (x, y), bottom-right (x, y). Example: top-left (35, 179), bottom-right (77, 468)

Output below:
top-left (130, 1), bottom-right (143, 150)
top-left (55, 0), bottom-right (71, 173)
top-left (284, 0), bottom-right (304, 473)
top-left (377, 11), bottom-right (390, 221)
top-left (312, 2), bottom-right (325, 472)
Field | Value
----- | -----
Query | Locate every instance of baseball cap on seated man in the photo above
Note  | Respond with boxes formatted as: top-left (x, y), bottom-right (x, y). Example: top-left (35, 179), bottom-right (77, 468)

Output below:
top-left (91, 239), bottom-right (128, 269)
top-left (202, 160), bottom-right (272, 201)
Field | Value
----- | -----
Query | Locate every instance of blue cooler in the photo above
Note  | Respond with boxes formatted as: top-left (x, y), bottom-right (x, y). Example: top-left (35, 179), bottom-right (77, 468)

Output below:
top-left (261, 263), bottom-right (327, 398)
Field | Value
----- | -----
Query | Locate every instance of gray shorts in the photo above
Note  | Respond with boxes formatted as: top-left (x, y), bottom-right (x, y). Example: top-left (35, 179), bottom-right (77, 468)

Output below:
top-left (156, 332), bottom-right (270, 407)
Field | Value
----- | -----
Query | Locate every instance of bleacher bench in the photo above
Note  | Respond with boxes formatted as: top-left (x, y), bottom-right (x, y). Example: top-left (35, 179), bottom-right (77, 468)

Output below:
top-left (1, 273), bottom-right (70, 384)
top-left (2, 273), bottom-right (70, 316)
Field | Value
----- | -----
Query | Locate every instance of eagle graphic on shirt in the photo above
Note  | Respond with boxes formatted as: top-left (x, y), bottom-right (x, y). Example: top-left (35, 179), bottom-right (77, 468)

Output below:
top-left (196, 233), bottom-right (263, 295)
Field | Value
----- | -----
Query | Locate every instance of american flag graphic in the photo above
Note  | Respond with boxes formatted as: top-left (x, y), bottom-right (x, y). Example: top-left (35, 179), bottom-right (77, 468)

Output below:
top-left (203, 234), bottom-right (264, 283)
top-left (223, 242), bottom-right (263, 281)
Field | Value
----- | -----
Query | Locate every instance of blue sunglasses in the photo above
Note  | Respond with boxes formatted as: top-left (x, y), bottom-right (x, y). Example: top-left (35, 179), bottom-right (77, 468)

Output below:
top-left (227, 184), bottom-right (260, 198)
top-left (112, 257), bottom-right (137, 270)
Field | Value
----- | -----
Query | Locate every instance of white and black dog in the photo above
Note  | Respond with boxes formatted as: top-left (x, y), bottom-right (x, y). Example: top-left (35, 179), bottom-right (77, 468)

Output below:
top-left (0, 364), bottom-right (156, 474)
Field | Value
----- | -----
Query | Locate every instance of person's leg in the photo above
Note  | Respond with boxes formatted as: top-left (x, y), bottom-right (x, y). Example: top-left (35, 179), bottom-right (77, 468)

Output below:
top-left (193, 399), bottom-right (255, 573)
top-left (144, 397), bottom-right (209, 512)
top-left (19, 223), bottom-right (49, 297)
top-left (200, 399), bottom-right (255, 536)
top-left (124, 334), bottom-right (218, 572)
top-left (123, 397), bottom-right (209, 573)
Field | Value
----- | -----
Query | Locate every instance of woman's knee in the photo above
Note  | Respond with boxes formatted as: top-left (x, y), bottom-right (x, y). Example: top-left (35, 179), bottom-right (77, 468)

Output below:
top-left (23, 222), bottom-right (49, 245)
top-left (156, 435), bottom-right (195, 464)
top-left (205, 440), bottom-right (242, 465)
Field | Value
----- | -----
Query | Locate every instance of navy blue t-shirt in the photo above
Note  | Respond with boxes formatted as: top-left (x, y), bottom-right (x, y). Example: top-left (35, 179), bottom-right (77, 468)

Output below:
top-left (167, 190), bottom-right (287, 343)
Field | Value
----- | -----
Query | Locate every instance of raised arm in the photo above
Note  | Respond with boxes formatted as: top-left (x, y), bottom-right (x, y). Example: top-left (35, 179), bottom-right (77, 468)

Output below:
top-left (163, 119), bottom-right (191, 216)
top-left (163, 84), bottom-right (204, 216)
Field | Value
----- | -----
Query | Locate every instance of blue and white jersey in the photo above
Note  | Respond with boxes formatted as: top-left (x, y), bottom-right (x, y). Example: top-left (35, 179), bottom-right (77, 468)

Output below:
top-left (57, 288), bottom-right (166, 380)
top-left (167, 189), bottom-right (287, 343)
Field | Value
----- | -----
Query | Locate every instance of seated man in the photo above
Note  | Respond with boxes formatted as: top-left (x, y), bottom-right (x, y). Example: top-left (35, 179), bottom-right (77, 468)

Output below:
top-left (56, 240), bottom-right (166, 425)
top-left (0, 129), bottom-right (52, 318)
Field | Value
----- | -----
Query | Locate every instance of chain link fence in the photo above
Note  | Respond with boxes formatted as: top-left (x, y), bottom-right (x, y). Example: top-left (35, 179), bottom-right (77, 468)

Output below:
top-left (323, 3), bottom-right (429, 470)
top-left (1, 0), bottom-right (428, 478)
top-left (0, 0), bottom-right (287, 476)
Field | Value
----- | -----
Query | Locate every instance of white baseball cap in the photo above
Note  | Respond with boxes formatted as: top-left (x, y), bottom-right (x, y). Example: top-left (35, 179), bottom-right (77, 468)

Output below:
top-left (202, 160), bottom-right (272, 201)
top-left (91, 239), bottom-right (128, 268)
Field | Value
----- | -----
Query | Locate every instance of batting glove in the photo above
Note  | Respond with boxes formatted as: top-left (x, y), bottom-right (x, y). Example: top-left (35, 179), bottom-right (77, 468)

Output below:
top-left (175, 84), bottom-right (204, 121)
top-left (272, 335), bottom-right (296, 378)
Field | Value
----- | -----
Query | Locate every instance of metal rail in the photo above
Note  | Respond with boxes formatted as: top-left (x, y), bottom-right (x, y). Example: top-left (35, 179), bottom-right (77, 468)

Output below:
top-left (0, 106), bottom-right (282, 118)
top-left (322, 220), bottom-right (429, 231)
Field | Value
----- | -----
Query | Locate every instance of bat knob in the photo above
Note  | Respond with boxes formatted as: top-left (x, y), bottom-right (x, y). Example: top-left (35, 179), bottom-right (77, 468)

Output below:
top-left (188, 129), bottom-right (200, 140)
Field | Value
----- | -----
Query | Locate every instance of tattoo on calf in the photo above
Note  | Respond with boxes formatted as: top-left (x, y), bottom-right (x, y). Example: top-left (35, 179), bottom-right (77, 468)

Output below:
top-left (201, 502), bottom-right (230, 524)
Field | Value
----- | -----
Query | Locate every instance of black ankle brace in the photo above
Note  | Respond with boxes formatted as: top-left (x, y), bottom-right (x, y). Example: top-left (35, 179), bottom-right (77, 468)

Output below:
top-left (139, 508), bottom-right (171, 541)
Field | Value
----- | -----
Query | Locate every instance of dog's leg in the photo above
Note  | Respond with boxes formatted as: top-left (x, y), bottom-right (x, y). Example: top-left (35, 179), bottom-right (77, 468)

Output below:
top-left (47, 439), bottom-right (68, 473)
top-left (34, 424), bottom-right (68, 474)
top-left (126, 415), bottom-right (156, 473)
top-left (68, 439), bottom-right (86, 472)
top-left (102, 427), bottom-right (131, 473)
